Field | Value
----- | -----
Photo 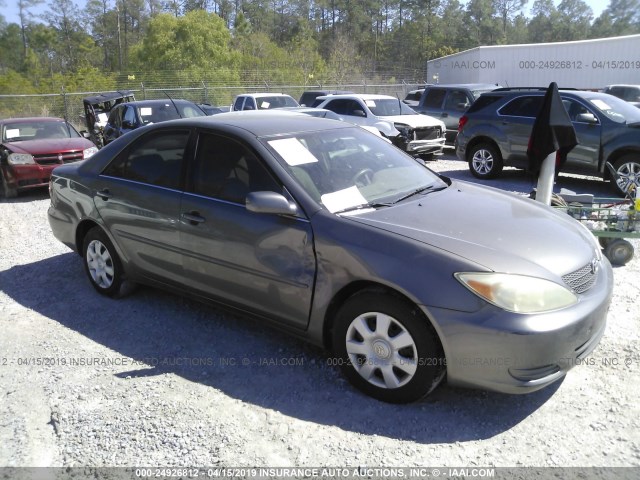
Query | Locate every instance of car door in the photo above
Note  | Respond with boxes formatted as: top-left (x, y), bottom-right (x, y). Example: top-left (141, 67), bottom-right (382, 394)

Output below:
top-left (119, 104), bottom-right (139, 137)
top-left (442, 89), bottom-right (473, 142)
top-left (103, 105), bottom-right (123, 144)
top-left (557, 97), bottom-right (602, 171)
top-left (95, 128), bottom-right (192, 284)
top-left (497, 95), bottom-right (543, 168)
top-left (419, 88), bottom-right (447, 118)
top-left (179, 131), bottom-right (316, 328)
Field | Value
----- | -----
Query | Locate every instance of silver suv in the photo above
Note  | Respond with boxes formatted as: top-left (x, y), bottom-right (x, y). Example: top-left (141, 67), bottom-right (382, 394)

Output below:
top-left (455, 88), bottom-right (640, 195)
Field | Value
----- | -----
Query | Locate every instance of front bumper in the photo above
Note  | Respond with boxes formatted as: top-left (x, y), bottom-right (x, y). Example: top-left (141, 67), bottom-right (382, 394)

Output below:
top-left (422, 258), bottom-right (614, 394)
top-left (393, 137), bottom-right (446, 155)
top-left (1, 163), bottom-right (58, 191)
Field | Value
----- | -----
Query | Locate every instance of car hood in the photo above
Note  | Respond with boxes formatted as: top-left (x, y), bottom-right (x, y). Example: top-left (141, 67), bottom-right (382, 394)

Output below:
top-left (4, 138), bottom-right (94, 154)
top-left (382, 114), bottom-right (444, 129)
top-left (345, 181), bottom-right (599, 278)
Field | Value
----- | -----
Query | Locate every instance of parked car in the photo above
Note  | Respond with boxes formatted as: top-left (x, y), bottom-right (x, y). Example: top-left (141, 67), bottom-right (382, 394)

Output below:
top-left (198, 104), bottom-right (231, 115)
top-left (103, 99), bottom-right (206, 145)
top-left (314, 93), bottom-right (446, 157)
top-left (0, 117), bottom-right (98, 198)
top-left (48, 112), bottom-right (612, 403)
top-left (403, 88), bottom-right (425, 107)
top-left (414, 84), bottom-right (500, 144)
top-left (82, 90), bottom-right (136, 148)
top-left (232, 93), bottom-right (299, 111)
top-left (299, 90), bottom-right (353, 107)
top-left (602, 84), bottom-right (640, 108)
top-left (455, 88), bottom-right (640, 196)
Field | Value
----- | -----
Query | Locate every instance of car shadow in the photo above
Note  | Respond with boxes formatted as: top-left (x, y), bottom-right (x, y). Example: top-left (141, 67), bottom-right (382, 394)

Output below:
top-left (0, 253), bottom-right (562, 444)
top-left (0, 188), bottom-right (49, 203)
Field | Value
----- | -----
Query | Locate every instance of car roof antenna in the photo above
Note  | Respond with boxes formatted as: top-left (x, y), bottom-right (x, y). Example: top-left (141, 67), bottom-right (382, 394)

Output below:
top-left (164, 92), bottom-right (183, 118)
top-left (396, 93), bottom-right (403, 115)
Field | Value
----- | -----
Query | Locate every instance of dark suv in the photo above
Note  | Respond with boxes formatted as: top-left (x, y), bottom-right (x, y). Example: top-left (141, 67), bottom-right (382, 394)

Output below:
top-left (455, 88), bottom-right (640, 195)
top-left (414, 84), bottom-right (500, 144)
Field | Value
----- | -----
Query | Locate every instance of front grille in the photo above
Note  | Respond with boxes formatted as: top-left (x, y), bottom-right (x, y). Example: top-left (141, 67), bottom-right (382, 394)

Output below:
top-left (562, 260), bottom-right (598, 294)
top-left (33, 151), bottom-right (83, 166)
top-left (413, 126), bottom-right (442, 141)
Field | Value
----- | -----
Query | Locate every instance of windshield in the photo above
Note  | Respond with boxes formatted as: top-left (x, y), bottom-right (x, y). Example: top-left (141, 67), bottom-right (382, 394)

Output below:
top-left (586, 94), bottom-right (640, 124)
top-left (264, 126), bottom-right (447, 214)
top-left (367, 99), bottom-right (417, 116)
top-left (256, 96), bottom-right (299, 109)
top-left (2, 121), bottom-right (80, 142)
top-left (139, 103), bottom-right (205, 124)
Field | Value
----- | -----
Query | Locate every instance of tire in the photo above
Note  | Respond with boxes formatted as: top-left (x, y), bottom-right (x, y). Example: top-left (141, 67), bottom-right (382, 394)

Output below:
top-left (598, 237), bottom-right (612, 249)
top-left (604, 239), bottom-right (634, 266)
top-left (0, 173), bottom-right (18, 199)
top-left (332, 291), bottom-right (445, 403)
top-left (468, 143), bottom-right (503, 179)
top-left (82, 227), bottom-right (124, 297)
top-left (611, 155), bottom-right (640, 197)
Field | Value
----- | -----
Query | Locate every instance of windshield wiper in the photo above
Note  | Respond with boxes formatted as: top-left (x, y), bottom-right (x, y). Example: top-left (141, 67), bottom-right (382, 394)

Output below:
top-left (393, 184), bottom-right (446, 204)
top-left (333, 202), bottom-right (393, 215)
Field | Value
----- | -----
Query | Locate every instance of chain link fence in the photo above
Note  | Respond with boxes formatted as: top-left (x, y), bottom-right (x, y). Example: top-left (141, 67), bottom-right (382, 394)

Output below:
top-left (0, 75), bottom-right (427, 133)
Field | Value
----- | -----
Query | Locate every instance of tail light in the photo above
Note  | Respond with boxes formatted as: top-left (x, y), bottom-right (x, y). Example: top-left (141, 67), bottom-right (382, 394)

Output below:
top-left (458, 115), bottom-right (468, 132)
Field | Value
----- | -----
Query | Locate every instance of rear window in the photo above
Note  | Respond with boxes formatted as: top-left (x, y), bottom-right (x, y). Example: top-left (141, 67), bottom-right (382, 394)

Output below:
top-left (499, 96), bottom-right (544, 118)
top-left (466, 95), bottom-right (503, 114)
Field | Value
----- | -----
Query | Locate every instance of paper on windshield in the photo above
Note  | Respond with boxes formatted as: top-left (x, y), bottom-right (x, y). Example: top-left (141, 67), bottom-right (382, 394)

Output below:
top-left (5, 129), bottom-right (20, 139)
top-left (590, 99), bottom-right (611, 111)
top-left (260, 101), bottom-right (271, 109)
top-left (97, 113), bottom-right (108, 123)
top-left (140, 108), bottom-right (153, 116)
top-left (321, 186), bottom-right (368, 214)
top-left (268, 138), bottom-right (318, 166)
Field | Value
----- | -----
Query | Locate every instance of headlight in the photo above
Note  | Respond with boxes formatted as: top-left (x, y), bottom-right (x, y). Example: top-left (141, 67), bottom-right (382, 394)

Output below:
top-left (7, 153), bottom-right (35, 165)
top-left (455, 272), bottom-right (578, 313)
top-left (394, 123), bottom-right (411, 136)
top-left (83, 146), bottom-right (99, 159)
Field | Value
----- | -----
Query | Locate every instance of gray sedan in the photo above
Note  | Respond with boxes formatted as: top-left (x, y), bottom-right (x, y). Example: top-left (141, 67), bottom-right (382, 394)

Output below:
top-left (48, 112), bottom-right (613, 403)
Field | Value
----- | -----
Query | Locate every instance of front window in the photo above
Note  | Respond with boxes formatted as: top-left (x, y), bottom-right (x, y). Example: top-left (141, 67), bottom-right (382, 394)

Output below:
top-left (586, 95), bottom-right (640, 124)
top-left (2, 121), bottom-right (81, 142)
top-left (264, 126), bottom-right (447, 213)
top-left (367, 99), bottom-right (416, 116)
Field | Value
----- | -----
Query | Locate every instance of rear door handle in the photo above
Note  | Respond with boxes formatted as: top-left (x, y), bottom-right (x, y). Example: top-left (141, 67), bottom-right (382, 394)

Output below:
top-left (97, 189), bottom-right (112, 200)
top-left (182, 212), bottom-right (205, 225)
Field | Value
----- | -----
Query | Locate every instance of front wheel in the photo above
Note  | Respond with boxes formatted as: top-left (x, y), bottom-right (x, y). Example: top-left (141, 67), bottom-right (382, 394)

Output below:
top-left (604, 239), bottom-right (634, 266)
top-left (82, 227), bottom-right (124, 297)
top-left (332, 291), bottom-right (445, 403)
top-left (611, 155), bottom-right (640, 197)
top-left (0, 173), bottom-right (18, 199)
top-left (468, 143), bottom-right (503, 179)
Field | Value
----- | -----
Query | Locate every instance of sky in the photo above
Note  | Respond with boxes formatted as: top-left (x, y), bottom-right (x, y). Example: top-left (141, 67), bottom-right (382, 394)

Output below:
top-left (0, 0), bottom-right (613, 29)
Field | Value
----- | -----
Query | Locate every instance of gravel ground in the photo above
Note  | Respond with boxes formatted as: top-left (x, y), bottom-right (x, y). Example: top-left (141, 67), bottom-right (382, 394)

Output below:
top-left (1, 153), bottom-right (639, 477)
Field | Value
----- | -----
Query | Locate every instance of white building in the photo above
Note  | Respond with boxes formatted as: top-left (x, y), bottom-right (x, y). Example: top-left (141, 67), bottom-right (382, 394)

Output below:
top-left (426, 34), bottom-right (640, 89)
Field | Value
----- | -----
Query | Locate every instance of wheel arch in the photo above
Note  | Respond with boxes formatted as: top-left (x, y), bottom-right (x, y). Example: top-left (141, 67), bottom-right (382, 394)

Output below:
top-left (322, 280), bottom-right (444, 356)
top-left (602, 148), bottom-right (640, 180)
top-left (75, 219), bottom-right (102, 255)
top-left (465, 135), bottom-right (503, 162)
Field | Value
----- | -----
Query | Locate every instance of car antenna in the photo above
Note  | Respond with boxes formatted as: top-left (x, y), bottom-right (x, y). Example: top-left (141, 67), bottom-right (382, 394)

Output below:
top-left (164, 92), bottom-right (183, 118)
top-left (397, 93), bottom-right (403, 115)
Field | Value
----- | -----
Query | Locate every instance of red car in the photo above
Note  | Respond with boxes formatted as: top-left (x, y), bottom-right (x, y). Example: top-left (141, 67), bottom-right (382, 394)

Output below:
top-left (0, 117), bottom-right (98, 198)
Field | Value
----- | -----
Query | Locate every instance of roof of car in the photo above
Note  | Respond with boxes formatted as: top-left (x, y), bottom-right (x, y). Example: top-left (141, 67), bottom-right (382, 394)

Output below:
top-left (236, 93), bottom-right (293, 98)
top-left (316, 93), bottom-right (399, 101)
top-left (117, 99), bottom-right (197, 106)
top-left (0, 117), bottom-right (66, 124)
top-left (426, 83), bottom-right (500, 89)
top-left (157, 111), bottom-right (348, 137)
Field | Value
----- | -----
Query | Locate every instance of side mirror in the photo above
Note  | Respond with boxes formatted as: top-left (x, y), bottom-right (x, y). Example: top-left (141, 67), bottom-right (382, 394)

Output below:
top-left (243, 105), bottom-right (255, 111)
top-left (122, 120), bottom-right (135, 129)
top-left (353, 109), bottom-right (366, 117)
top-left (246, 191), bottom-right (298, 216)
top-left (575, 113), bottom-right (598, 124)
top-left (457, 102), bottom-right (469, 110)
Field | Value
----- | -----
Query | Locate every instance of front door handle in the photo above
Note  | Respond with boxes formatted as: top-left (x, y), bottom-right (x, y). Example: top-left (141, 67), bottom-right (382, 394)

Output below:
top-left (97, 189), bottom-right (112, 200)
top-left (182, 211), bottom-right (205, 225)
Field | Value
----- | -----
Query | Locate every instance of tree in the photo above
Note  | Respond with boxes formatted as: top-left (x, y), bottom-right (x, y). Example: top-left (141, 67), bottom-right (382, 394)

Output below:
top-left (556, 0), bottom-right (592, 41)
top-left (528, 0), bottom-right (559, 42)
top-left (494, 0), bottom-right (527, 39)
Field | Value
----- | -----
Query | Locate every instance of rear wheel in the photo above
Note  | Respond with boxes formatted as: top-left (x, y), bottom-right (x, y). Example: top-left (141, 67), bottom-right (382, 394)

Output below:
top-left (332, 291), bottom-right (445, 403)
top-left (604, 239), bottom-right (634, 266)
top-left (82, 227), bottom-right (124, 297)
top-left (468, 143), bottom-right (503, 179)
